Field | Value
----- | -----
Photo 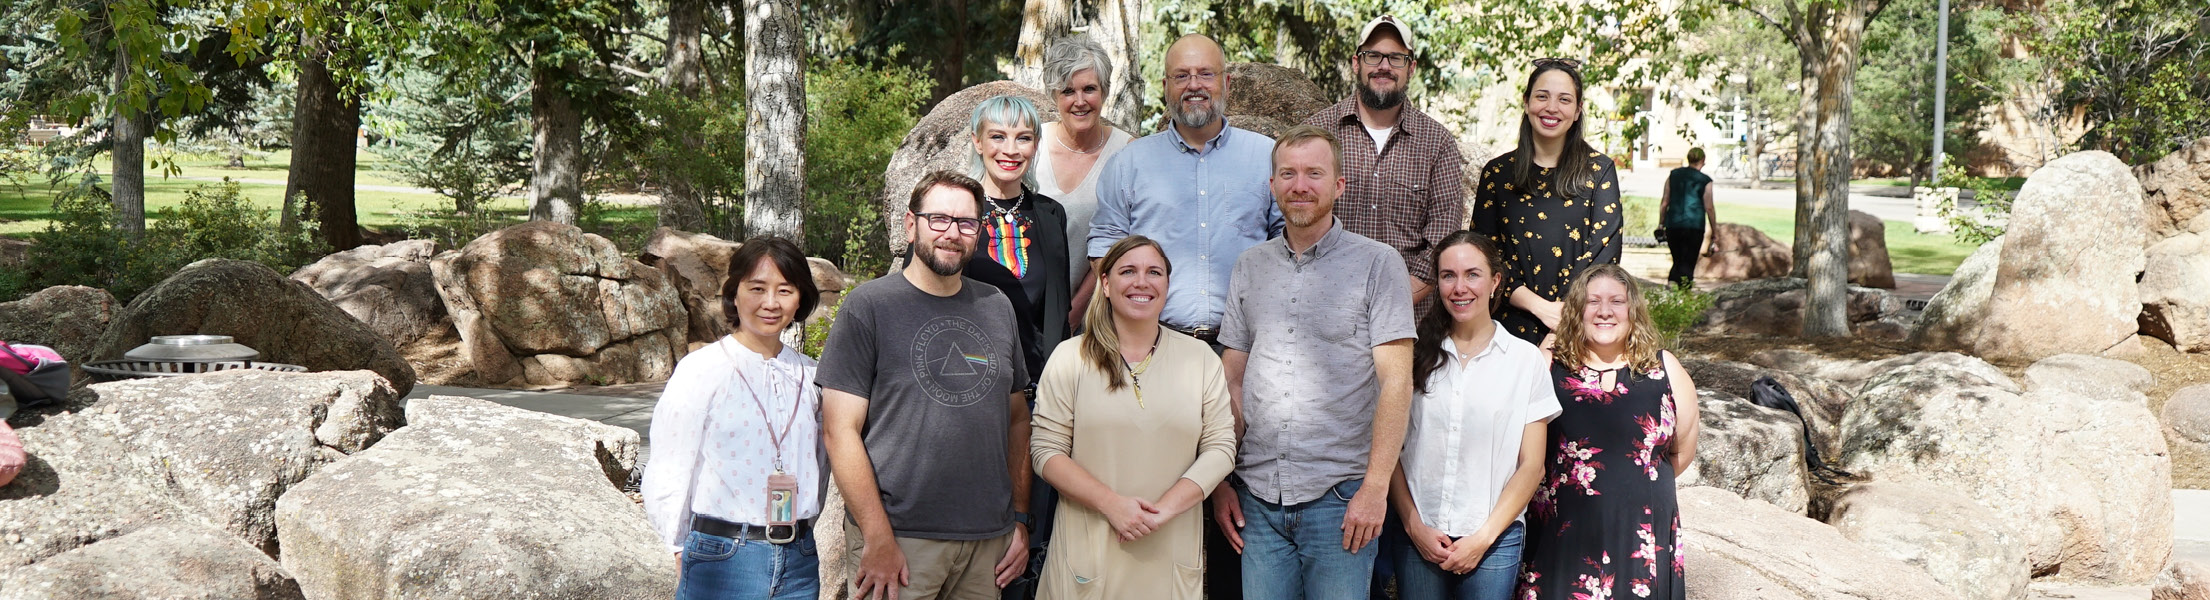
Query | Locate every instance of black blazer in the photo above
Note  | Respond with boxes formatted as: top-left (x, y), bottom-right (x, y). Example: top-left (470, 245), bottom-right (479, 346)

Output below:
top-left (964, 187), bottom-right (1071, 384)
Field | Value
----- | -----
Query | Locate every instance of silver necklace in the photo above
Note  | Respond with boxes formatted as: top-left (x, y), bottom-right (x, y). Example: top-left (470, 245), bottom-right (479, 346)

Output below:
top-left (1055, 125), bottom-right (1106, 154)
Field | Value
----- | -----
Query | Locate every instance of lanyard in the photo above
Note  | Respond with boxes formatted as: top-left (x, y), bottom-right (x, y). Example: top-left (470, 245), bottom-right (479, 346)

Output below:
top-left (721, 338), bottom-right (804, 472)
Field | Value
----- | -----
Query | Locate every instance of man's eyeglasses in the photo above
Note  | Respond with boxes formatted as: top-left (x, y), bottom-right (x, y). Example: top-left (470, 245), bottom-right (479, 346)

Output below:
top-left (1532, 57), bottom-right (1584, 71)
top-left (914, 212), bottom-right (983, 235)
top-left (1168, 71), bottom-right (1220, 86)
top-left (1357, 51), bottom-right (1414, 69)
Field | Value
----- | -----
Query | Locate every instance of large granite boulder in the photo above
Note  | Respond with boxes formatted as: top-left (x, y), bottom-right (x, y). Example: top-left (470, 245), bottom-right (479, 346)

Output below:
top-left (879, 81), bottom-right (1060, 252)
top-left (1677, 390), bottom-right (1811, 514)
top-left (1693, 277), bottom-right (1905, 338)
top-left (288, 240), bottom-right (448, 348)
top-left (1226, 62), bottom-right (1330, 129)
top-left (638, 228), bottom-right (852, 349)
top-left (1745, 349), bottom-right (2018, 396)
top-left (429, 222), bottom-right (689, 388)
top-left (1680, 358), bottom-right (1847, 457)
top-left (0, 371), bottom-right (401, 566)
top-left (1828, 479), bottom-right (2029, 600)
top-left (1680, 486), bottom-right (1946, 600)
top-left (1848, 210), bottom-right (1897, 288)
top-left (1694, 223), bottom-right (1792, 282)
top-left (275, 395), bottom-right (671, 599)
top-left (2023, 353), bottom-right (2155, 400)
top-left (1837, 354), bottom-right (2173, 582)
top-left (0, 522), bottom-right (305, 600)
top-left (2165, 385), bottom-right (2210, 456)
top-left (2140, 232), bottom-right (2210, 352)
top-left (88, 259), bottom-right (417, 397)
top-left (1909, 236), bottom-right (2003, 351)
top-left (1977, 151), bottom-right (2149, 361)
top-left (0, 286), bottom-right (117, 365)
top-left (2137, 136), bottom-right (2210, 241)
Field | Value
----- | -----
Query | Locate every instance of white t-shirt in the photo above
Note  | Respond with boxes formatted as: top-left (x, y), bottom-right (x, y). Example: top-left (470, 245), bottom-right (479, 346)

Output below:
top-left (1366, 125), bottom-right (1394, 152)
top-left (1401, 324), bottom-right (1563, 537)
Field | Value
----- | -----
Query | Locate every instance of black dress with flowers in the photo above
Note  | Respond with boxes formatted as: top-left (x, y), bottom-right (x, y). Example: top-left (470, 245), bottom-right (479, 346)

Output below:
top-left (1521, 356), bottom-right (1684, 600)
top-left (1471, 152), bottom-right (1623, 347)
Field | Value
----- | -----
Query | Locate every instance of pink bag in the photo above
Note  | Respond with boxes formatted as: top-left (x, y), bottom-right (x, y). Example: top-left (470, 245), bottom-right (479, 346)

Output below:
top-left (0, 343), bottom-right (61, 375)
top-left (0, 422), bottom-right (21, 488)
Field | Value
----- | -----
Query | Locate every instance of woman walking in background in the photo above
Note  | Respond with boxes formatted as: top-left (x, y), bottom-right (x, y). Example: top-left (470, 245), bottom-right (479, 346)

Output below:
top-left (1030, 235), bottom-right (1238, 600)
top-left (1032, 35), bottom-right (1136, 327)
top-left (1658, 148), bottom-right (1718, 286)
top-left (643, 236), bottom-right (825, 600)
top-left (1470, 58), bottom-right (1623, 351)
top-left (1392, 231), bottom-right (1560, 599)
top-left (1521, 264), bottom-right (1699, 600)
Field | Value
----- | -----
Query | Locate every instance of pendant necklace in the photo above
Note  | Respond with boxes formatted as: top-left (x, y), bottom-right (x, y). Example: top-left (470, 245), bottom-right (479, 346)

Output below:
top-left (1123, 328), bottom-right (1161, 408)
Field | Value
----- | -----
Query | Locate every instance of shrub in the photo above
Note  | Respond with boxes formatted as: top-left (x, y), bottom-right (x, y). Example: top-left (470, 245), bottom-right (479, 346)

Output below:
top-left (805, 60), bottom-right (931, 278)
top-left (22, 178), bottom-right (323, 302)
top-left (1644, 281), bottom-right (1715, 346)
top-left (1935, 159), bottom-right (2014, 246)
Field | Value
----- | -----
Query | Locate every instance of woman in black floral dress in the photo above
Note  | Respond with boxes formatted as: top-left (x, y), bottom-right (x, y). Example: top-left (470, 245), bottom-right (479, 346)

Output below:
top-left (1522, 264), bottom-right (1700, 600)
top-left (1472, 59), bottom-right (1623, 349)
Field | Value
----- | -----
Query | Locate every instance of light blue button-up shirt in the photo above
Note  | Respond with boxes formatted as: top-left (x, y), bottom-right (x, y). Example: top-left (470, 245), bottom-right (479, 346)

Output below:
top-left (1088, 122), bottom-right (1284, 329)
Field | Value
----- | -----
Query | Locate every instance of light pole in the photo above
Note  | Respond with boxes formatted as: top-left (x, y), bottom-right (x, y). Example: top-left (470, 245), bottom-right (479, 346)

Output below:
top-left (1930, 0), bottom-right (1951, 183)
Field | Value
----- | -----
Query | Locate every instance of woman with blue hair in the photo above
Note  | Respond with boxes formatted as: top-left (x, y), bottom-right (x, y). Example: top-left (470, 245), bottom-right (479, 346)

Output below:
top-left (964, 93), bottom-right (1075, 600)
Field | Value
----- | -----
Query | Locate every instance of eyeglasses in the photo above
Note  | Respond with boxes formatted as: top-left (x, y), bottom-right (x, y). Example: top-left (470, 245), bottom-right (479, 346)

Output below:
top-left (1531, 57), bottom-right (1584, 70)
top-left (1167, 71), bottom-right (1219, 86)
top-left (914, 212), bottom-right (983, 235)
top-left (1357, 51), bottom-right (1413, 69)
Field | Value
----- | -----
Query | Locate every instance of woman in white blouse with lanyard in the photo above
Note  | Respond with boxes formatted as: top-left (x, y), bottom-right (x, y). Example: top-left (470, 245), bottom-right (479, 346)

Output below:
top-left (643, 236), bottom-right (826, 599)
top-left (1390, 230), bottom-right (1562, 599)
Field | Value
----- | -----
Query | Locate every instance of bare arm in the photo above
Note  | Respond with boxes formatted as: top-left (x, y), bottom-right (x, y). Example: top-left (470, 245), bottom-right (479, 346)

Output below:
top-left (1008, 390), bottom-right (1032, 519)
top-left (1701, 184), bottom-right (1719, 255)
top-left (823, 387), bottom-right (909, 597)
top-left (1663, 352), bottom-right (1701, 475)
top-left (1509, 286), bottom-right (1564, 330)
top-left (1222, 349), bottom-right (1249, 440)
top-left (1342, 339), bottom-right (1414, 553)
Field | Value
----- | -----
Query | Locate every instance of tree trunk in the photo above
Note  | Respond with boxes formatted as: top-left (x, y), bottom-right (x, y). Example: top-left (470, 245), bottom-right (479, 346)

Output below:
top-left (1092, 0), bottom-right (1146, 131)
top-left (658, 0), bottom-right (709, 232)
top-left (529, 57), bottom-right (582, 225)
top-left (927, 0), bottom-right (969, 107)
top-left (1012, 0), bottom-right (1075, 89)
top-left (111, 44), bottom-right (145, 235)
top-left (1790, 5), bottom-right (1873, 339)
top-left (744, 0), bottom-right (805, 242)
top-left (285, 43), bottom-right (363, 250)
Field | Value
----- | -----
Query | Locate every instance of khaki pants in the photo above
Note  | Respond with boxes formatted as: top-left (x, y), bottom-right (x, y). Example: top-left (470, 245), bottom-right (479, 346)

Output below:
top-left (843, 520), bottom-right (1014, 600)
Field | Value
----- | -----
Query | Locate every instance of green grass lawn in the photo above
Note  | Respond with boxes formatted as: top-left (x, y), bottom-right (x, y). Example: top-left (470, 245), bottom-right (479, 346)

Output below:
top-left (137, 149), bottom-right (419, 188)
top-left (1624, 195), bottom-right (1980, 276)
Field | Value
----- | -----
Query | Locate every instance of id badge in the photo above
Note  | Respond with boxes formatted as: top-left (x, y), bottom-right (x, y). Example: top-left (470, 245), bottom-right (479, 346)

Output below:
top-left (766, 471), bottom-right (799, 544)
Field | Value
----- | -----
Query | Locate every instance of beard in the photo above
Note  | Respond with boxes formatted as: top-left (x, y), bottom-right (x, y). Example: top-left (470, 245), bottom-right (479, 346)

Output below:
top-left (1167, 90), bottom-right (1226, 129)
top-left (908, 239), bottom-right (970, 277)
top-left (1280, 194), bottom-right (1331, 228)
top-left (1357, 75), bottom-right (1404, 111)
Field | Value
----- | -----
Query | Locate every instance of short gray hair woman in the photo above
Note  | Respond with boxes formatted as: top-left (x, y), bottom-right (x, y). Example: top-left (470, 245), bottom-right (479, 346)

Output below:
top-left (1034, 34), bottom-right (1137, 322)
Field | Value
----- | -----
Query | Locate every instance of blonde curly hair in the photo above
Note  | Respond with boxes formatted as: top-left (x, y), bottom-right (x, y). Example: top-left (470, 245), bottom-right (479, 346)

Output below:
top-left (1552, 263), bottom-right (1666, 374)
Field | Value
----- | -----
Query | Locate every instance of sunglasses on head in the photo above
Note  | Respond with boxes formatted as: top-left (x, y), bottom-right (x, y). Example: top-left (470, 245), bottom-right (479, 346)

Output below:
top-left (1531, 57), bottom-right (1584, 70)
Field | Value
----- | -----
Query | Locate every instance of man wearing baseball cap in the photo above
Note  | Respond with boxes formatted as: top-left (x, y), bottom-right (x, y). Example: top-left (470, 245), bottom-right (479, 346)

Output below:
top-left (1302, 15), bottom-right (1467, 313)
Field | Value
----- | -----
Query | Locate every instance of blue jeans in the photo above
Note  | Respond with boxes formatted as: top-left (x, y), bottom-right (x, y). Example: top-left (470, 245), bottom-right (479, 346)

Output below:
top-left (1394, 521), bottom-right (1525, 600)
top-left (1239, 478), bottom-right (1378, 600)
top-left (677, 528), bottom-right (820, 600)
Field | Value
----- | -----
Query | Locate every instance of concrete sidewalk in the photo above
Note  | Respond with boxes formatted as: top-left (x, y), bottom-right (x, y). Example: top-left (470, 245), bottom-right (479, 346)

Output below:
top-left (406, 384), bottom-right (658, 440)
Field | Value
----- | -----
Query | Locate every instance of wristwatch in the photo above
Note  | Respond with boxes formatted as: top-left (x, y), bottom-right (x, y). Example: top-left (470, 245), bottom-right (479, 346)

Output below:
top-left (1013, 511), bottom-right (1034, 528)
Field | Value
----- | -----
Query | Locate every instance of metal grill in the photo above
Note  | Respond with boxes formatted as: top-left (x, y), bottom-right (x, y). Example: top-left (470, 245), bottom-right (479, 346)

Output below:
top-left (83, 360), bottom-right (306, 383)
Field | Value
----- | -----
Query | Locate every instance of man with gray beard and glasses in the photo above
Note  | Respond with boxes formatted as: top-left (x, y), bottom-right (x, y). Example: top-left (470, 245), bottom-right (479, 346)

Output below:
top-left (1086, 34), bottom-right (1283, 354)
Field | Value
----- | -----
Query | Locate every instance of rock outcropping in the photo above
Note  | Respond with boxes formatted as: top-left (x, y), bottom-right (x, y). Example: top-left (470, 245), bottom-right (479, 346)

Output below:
top-left (429, 222), bottom-right (689, 388)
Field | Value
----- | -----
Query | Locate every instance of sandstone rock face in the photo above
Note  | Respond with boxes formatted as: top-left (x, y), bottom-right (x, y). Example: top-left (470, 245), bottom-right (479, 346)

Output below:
top-left (2157, 559), bottom-right (2210, 600)
top-left (0, 286), bottom-right (117, 364)
top-left (0, 371), bottom-right (400, 566)
top-left (2137, 136), bottom-right (2210, 241)
top-left (2166, 385), bottom-right (2210, 450)
top-left (1848, 210), bottom-right (1897, 288)
top-left (1226, 62), bottom-right (1330, 129)
top-left (276, 395), bottom-right (671, 600)
top-left (1976, 151), bottom-right (2148, 361)
top-left (2023, 353), bottom-right (2155, 400)
top-left (1680, 358), bottom-right (1847, 456)
top-left (1694, 277), bottom-right (1904, 338)
top-left (1695, 223), bottom-right (1792, 282)
top-left (1748, 349), bottom-right (2020, 396)
top-left (1909, 236), bottom-right (2003, 351)
top-left (1680, 486), bottom-right (1946, 600)
top-left (1838, 355), bottom-right (2172, 582)
top-left (2140, 232), bottom-right (2210, 352)
top-left (1677, 390), bottom-right (1810, 514)
top-left (89, 259), bottom-right (417, 397)
top-left (289, 240), bottom-right (448, 347)
top-left (0, 522), bottom-right (305, 600)
top-left (879, 81), bottom-right (1059, 252)
top-left (430, 222), bottom-right (688, 388)
top-left (1828, 479), bottom-right (2029, 600)
top-left (639, 228), bottom-right (852, 348)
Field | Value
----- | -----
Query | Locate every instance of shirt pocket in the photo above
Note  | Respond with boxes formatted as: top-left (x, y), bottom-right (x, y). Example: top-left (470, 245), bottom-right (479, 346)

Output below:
top-left (1312, 299), bottom-right (1365, 344)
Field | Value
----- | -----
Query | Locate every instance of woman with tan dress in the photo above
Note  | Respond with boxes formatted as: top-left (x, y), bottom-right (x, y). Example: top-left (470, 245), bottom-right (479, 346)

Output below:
top-left (1031, 235), bottom-right (1238, 599)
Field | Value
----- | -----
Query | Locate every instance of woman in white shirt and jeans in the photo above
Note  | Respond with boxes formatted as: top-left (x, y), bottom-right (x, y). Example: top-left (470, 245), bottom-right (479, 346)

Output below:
top-left (643, 236), bottom-right (825, 599)
top-left (1389, 230), bottom-right (1562, 599)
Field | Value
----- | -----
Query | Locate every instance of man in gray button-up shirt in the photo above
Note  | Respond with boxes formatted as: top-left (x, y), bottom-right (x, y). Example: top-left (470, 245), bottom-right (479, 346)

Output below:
top-left (1212, 125), bottom-right (1416, 599)
top-left (1087, 34), bottom-right (1285, 337)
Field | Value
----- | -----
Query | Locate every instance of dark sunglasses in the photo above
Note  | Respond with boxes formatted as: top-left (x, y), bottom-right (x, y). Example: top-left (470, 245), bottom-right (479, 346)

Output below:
top-left (913, 211), bottom-right (983, 235)
top-left (1531, 57), bottom-right (1584, 71)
